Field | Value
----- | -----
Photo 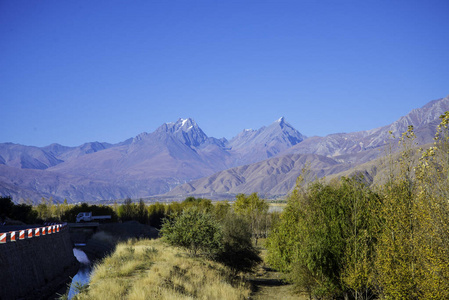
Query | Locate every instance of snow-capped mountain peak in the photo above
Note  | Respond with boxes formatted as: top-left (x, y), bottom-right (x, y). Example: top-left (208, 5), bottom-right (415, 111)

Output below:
top-left (276, 116), bottom-right (285, 124)
top-left (152, 118), bottom-right (209, 147)
top-left (175, 118), bottom-right (196, 131)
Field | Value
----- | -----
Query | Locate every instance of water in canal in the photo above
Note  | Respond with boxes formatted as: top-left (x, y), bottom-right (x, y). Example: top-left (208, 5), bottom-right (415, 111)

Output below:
top-left (67, 248), bottom-right (92, 299)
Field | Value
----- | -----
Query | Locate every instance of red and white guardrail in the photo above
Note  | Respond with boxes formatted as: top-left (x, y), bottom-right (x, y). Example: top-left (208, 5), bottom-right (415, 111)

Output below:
top-left (0, 223), bottom-right (68, 244)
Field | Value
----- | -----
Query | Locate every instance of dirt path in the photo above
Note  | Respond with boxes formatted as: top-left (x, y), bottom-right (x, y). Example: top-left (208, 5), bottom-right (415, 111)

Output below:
top-left (248, 249), bottom-right (308, 300)
top-left (248, 266), bottom-right (303, 300)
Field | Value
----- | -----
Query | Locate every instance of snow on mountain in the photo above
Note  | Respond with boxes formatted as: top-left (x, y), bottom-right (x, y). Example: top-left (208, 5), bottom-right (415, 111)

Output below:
top-left (164, 95), bottom-right (449, 200)
top-left (1, 95), bottom-right (448, 203)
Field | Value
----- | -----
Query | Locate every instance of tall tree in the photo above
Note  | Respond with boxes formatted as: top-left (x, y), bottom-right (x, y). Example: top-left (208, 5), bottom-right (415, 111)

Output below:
top-left (341, 177), bottom-right (380, 300)
top-left (413, 113), bottom-right (449, 298)
top-left (137, 199), bottom-right (148, 224)
top-left (118, 197), bottom-right (135, 221)
top-left (267, 175), bottom-right (380, 299)
top-left (233, 193), bottom-right (269, 245)
top-left (374, 126), bottom-right (421, 299)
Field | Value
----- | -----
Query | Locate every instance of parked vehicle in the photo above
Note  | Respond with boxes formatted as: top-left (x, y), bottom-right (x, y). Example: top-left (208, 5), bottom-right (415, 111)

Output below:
top-left (76, 212), bottom-right (111, 223)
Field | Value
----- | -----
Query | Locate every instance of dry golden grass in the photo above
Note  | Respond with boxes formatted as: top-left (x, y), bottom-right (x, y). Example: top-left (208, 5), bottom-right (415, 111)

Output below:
top-left (73, 239), bottom-right (251, 300)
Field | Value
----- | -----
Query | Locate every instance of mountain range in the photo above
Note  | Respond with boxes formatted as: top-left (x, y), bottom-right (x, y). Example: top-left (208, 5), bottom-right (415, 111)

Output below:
top-left (1, 95), bottom-right (448, 203)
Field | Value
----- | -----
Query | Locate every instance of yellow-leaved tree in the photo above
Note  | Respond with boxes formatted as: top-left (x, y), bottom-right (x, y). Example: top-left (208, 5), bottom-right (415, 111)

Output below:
top-left (414, 112), bottom-right (449, 298)
top-left (374, 126), bottom-right (421, 299)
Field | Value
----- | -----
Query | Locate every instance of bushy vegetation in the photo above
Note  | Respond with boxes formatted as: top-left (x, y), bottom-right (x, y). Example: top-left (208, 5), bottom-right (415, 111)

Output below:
top-left (234, 193), bottom-right (270, 245)
top-left (0, 196), bottom-right (38, 223)
top-left (145, 197), bottom-right (214, 229)
top-left (71, 239), bottom-right (251, 300)
top-left (216, 212), bottom-right (262, 273)
top-left (117, 198), bottom-right (148, 223)
top-left (266, 114), bottom-right (449, 299)
top-left (267, 174), bottom-right (380, 298)
top-left (113, 196), bottom-right (215, 228)
top-left (160, 204), bottom-right (261, 273)
top-left (161, 207), bottom-right (223, 258)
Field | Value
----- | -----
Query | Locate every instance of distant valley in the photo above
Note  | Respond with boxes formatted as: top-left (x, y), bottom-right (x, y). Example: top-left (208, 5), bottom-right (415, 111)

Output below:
top-left (1, 95), bottom-right (448, 203)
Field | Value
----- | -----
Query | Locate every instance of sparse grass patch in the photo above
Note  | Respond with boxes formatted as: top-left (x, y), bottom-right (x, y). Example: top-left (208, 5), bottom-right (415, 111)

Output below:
top-left (72, 238), bottom-right (251, 300)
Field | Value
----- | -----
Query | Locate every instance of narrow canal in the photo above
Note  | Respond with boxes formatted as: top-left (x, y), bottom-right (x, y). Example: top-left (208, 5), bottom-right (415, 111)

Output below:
top-left (67, 248), bottom-right (92, 299)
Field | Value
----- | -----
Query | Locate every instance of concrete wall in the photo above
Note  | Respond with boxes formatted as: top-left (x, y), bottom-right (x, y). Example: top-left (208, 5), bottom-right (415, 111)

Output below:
top-left (0, 227), bottom-right (78, 300)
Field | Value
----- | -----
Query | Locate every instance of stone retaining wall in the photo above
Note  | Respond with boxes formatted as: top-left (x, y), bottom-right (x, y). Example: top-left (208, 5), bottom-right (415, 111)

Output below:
top-left (0, 227), bottom-right (78, 300)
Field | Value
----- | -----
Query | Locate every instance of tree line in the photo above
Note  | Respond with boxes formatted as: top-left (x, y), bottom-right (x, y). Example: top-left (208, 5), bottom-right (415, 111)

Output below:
top-left (0, 192), bottom-right (273, 242)
top-left (266, 114), bottom-right (449, 299)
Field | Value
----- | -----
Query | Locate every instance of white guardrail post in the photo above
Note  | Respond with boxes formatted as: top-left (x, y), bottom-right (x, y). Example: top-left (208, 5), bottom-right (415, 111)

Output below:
top-left (10, 231), bottom-right (16, 242)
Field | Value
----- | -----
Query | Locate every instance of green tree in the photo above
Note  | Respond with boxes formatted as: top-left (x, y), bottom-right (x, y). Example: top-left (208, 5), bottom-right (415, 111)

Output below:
top-left (267, 174), bottom-right (380, 299)
top-left (213, 200), bottom-right (231, 222)
top-left (267, 178), bottom-right (343, 298)
top-left (160, 207), bottom-right (223, 257)
top-left (160, 205), bottom-right (261, 272)
top-left (266, 178), bottom-right (304, 274)
top-left (165, 201), bottom-right (183, 217)
top-left (216, 212), bottom-right (261, 273)
top-left (340, 177), bottom-right (380, 300)
top-left (182, 196), bottom-right (213, 212)
top-left (36, 197), bottom-right (52, 221)
top-left (148, 202), bottom-right (166, 229)
top-left (233, 193), bottom-right (269, 245)
top-left (118, 197), bottom-right (135, 221)
top-left (137, 199), bottom-right (148, 224)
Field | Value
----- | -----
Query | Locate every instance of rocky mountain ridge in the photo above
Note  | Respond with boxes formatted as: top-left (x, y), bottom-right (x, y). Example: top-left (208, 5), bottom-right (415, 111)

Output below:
top-left (0, 117), bottom-right (306, 203)
top-left (165, 95), bottom-right (449, 199)
top-left (1, 95), bottom-right (448, 203)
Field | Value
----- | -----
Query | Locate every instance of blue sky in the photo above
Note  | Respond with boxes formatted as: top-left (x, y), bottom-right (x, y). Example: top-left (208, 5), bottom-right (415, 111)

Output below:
top-left (1, 0), bottom-right (448, 147)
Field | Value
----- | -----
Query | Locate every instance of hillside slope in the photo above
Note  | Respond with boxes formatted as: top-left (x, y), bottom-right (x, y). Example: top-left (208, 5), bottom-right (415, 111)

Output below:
top-left (1, 95), bottom-right (448, 203)
top-left (164, 96), bottom-right (448, 199)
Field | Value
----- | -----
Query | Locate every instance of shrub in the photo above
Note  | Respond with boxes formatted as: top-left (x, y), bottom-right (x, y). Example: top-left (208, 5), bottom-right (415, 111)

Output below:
top-left (161, 206), bottom-right (261, 273)
top-left (160, 207), bottom-right (223, 257)
top-left (217, 213), bottom-right (261, 273)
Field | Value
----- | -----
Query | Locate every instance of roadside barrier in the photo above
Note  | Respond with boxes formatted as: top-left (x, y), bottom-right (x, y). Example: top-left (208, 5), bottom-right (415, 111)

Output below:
top-left (0, 223), bottom-right (67, 244)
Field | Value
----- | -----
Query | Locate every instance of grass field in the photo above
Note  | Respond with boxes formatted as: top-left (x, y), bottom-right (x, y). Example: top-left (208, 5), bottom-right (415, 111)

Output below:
top-left (71, 238), bottom-right (251, 300)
